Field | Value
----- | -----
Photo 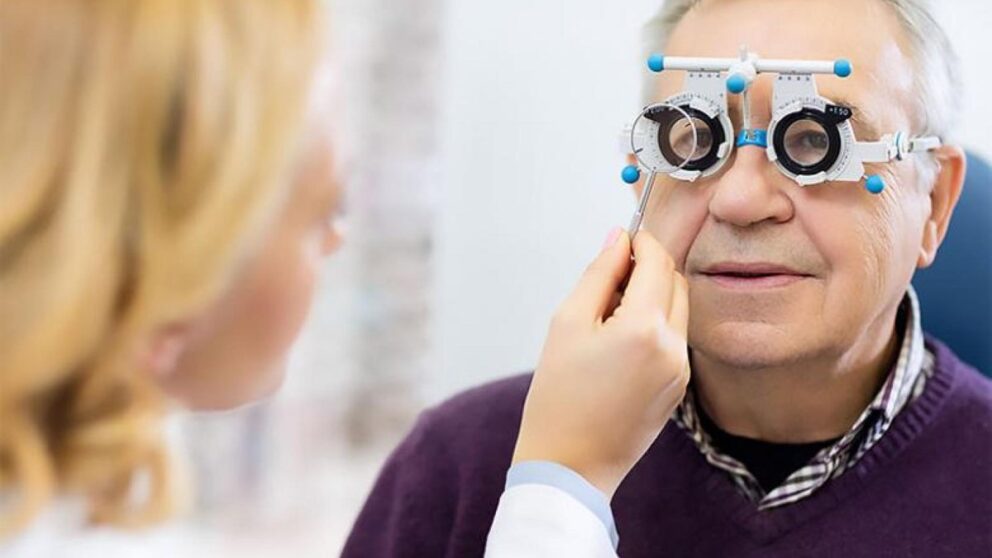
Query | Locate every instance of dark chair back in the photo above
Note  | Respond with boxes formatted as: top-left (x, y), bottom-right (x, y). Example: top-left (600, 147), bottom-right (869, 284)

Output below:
top-left (913, 152), bottom-right (992, 376)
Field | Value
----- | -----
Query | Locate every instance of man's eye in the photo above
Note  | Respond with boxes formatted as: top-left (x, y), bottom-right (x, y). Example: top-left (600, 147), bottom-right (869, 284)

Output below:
top-left (787, 132), bottom-right (828, 150)
top-left (804, 132), bottom-right (829, 150)
top-left (782, 122), bottom-right (832, 166)
top-left (669, 128), bottom-right (712, 162)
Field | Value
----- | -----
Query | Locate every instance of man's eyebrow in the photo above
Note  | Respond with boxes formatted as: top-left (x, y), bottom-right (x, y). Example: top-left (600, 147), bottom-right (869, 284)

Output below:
top-left (830, 98), bottom-right (883, 140)
top-left (724, 95), bottom-right (884, 139)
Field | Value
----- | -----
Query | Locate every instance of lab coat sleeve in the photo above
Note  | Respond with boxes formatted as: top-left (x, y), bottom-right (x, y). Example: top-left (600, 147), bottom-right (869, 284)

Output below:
top-left (485, 461), bottom-right (619, 558)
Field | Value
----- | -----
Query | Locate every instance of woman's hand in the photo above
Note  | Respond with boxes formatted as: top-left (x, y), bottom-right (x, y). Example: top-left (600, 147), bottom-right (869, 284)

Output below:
top-left (512, 228), bottom-right (690, 498)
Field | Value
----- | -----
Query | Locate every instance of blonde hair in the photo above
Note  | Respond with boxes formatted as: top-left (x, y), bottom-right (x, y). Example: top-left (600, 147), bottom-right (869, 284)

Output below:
top-left (0, 0), bottom-right (323, 536)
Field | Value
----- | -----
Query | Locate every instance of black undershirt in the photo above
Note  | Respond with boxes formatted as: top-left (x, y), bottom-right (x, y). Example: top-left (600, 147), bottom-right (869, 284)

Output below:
top-left (696, 402), bottom-right (841, 494)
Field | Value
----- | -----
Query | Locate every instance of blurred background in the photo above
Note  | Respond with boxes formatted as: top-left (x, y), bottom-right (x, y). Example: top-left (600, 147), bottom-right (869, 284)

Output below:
top-left (38, 0), bottom-right (991, 555)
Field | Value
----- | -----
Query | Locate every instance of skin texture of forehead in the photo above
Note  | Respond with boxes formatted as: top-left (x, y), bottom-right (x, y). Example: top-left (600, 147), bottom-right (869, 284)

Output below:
top-left (657, 0), bottom-right (917, 137)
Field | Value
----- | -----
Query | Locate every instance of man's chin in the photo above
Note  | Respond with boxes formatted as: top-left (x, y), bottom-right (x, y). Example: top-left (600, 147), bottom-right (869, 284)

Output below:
top-left (689, 320), bottom-right (816, 370)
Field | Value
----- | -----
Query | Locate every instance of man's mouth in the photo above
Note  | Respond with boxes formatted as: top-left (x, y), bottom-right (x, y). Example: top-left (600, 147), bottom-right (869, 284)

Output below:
top-left (698, 262), bottom-right (814, 290)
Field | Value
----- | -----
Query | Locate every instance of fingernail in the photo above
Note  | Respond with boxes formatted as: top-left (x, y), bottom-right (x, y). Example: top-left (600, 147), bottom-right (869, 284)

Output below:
top-left (601, 227), bottom-right (623, 252)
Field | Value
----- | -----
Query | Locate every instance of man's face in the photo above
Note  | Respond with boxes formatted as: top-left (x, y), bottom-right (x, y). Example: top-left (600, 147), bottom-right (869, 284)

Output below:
top-left (639, 0), bottom-right (935, 369)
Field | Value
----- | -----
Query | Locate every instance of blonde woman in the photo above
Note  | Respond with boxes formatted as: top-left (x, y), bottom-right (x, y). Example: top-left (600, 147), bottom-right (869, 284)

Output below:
top-left (0, 1), bottom-right (689, 556)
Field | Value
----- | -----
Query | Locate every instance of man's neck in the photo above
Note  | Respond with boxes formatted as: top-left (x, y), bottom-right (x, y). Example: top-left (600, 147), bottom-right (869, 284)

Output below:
top-left (690, 310), bottom-right (904, 444)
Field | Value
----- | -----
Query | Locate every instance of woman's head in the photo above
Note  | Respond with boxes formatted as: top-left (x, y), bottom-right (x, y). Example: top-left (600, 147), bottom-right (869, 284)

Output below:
top-left (0, 0), bottom-right (338, 535)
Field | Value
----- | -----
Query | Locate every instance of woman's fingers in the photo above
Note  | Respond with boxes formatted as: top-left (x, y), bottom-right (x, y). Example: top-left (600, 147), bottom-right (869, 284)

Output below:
top-left (620, 231), bottom-right (676, 318)
top-left (669, 273), bottom-right (690, 338)
top-left (517, 229), bottom-right (693, 499)
top-left (560, 228), bottom-right (632, 322)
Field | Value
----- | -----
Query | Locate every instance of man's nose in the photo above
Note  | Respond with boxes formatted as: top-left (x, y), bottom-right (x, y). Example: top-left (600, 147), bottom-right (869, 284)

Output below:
top-left (708, 147), bottom-right (794, 228)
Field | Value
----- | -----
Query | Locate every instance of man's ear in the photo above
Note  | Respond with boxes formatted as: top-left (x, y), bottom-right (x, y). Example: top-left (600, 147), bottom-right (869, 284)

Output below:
top-left (626, 154), bottom-right (645, 199)
top-left (917, 146), bottom-right (967, 269)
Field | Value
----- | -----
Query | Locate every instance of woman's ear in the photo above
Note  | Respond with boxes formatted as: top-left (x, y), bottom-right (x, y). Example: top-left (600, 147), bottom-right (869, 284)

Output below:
top-left (143, 325), bottom-right (192, 379)
top-left (917, 146), bottom-right (967, 269)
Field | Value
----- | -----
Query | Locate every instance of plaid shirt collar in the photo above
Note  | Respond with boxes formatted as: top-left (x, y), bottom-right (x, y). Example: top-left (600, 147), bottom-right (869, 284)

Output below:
top-left (674, 287), bottom-right (933, 510)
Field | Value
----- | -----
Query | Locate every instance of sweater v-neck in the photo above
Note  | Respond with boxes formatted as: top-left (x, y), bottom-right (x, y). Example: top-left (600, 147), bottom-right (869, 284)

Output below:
top-left (695, 403), bottom-right (841, 494)
top-left (675, 336), bottom-right (957, 544)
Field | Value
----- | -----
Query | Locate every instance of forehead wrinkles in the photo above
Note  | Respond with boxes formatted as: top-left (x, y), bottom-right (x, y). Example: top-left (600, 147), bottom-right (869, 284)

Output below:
top-left (652, 0), bottom-right (918, 133)
top-left (652, 70), bottom-right (904, 139)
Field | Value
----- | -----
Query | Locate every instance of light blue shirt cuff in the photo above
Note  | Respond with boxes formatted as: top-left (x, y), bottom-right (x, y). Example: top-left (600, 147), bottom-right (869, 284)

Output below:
top-left (505, 461), bottom-right (619, 549)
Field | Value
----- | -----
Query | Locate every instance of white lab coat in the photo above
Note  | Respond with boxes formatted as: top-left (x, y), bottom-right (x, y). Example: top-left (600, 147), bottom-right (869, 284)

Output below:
top-left (3, 481), bottom-right (620, 557)
top-left (486, 483), bottom-right (619, 557)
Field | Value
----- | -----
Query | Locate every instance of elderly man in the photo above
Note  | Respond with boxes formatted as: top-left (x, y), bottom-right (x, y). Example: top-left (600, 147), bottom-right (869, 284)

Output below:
top-left (343, 0), bottom-right (991, 556)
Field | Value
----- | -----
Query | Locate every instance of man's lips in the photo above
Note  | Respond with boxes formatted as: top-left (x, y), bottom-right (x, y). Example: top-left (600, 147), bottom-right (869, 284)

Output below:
top-left (696, 262), bottom-right (814, 290)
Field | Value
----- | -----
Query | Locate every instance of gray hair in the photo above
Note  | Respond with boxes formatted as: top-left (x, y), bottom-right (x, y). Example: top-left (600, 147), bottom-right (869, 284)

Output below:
top-left (641, 0), bottom-right (962, 148)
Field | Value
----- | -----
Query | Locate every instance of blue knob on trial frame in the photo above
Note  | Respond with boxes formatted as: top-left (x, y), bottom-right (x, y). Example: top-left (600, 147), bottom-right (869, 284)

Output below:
top-left (647, 54), bottom-right (665, 73)
top-left (726, 73), bottom-right (748, 94)
top-left (865, 175), bottom-right (886, 194)
top-left (622, 165), bottom-right (642, 184)
top-left (833, 59), bottom-right (853, 78)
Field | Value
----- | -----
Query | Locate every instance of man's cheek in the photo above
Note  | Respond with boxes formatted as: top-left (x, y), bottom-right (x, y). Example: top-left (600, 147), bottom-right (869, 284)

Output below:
top-left (851, 196), bottom-right (910, 297)
top-left (659, 215), bottom-right (706, 272)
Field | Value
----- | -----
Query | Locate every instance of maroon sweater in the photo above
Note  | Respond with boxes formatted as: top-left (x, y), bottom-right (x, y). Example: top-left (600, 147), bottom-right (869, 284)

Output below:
top-left (343, 336), bottom-right (992, 557)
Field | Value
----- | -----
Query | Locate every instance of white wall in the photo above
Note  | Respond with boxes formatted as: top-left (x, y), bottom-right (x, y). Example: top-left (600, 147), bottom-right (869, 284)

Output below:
top-left (431, 0), bottom-right (663, 399)
top-left (934, 0), bottom-right (992, 161)
top-left (430, 0), bottom-right (992, 400)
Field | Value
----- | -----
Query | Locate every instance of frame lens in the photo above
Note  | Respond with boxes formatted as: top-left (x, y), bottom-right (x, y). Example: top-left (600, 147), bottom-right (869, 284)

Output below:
top-left (652, 106), bottom-right (725, 173)
top-left (772, 107), bottom-right (843, 177)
